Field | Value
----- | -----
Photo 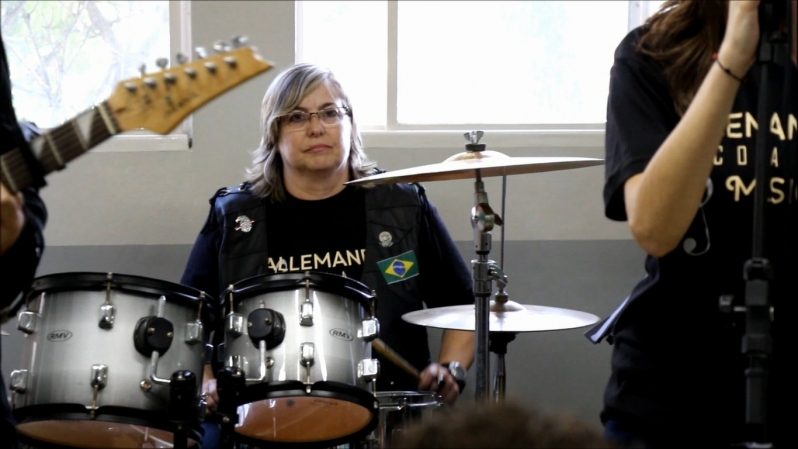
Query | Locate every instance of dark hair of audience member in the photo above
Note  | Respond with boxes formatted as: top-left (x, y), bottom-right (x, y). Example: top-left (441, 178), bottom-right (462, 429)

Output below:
top-left (391, 401), bottom-right (616, 449)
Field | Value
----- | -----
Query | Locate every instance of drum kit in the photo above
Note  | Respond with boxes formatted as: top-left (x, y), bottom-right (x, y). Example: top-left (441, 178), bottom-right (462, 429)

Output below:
top-left (7, 131), bottom-right (603, 448)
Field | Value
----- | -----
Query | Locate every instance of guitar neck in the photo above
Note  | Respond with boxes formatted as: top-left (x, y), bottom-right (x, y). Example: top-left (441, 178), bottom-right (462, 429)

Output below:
top-left (0, 102), bottom-right (117, 192)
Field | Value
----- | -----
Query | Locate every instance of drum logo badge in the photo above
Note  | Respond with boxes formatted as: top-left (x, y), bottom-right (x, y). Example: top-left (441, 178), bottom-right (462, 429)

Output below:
top-left (377, 250), bottom-right (419, 284)
top-left (235, 215), bottom-right (255, 232)
top-left (47, 330), bottom-right (73, 342)
top-left (329, 328), bottom-right (354, 341)
top-left (379, 231), bottom-right (393, 247)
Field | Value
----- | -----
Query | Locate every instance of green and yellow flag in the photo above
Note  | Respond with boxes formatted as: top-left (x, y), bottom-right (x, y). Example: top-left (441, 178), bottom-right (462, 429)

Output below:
top-left (377, 250), bottom-right (420, 284)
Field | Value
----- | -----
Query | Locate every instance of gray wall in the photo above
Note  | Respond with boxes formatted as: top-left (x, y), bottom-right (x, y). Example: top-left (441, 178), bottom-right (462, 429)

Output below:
top-left (1, 0), bottom-right (645, 428)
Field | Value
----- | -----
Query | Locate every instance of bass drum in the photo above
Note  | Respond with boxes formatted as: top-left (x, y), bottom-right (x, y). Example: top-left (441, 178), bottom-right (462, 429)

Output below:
top-left (10, 272), bottom-right (215, 448)
top-left (222, 272), bottom-right (380, 447)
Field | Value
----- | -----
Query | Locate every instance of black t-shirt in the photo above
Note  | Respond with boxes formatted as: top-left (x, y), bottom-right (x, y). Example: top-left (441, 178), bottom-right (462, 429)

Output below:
top-left (602, 27), bottom-right (797, 443)
top-left (264, 186), bottom-right (367, 280)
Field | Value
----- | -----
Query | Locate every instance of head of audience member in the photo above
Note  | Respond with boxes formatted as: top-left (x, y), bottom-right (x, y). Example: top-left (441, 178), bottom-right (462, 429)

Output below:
top-left (246, 63), bottom-right (374, 201)
top-left (391, 401), bottom-right (615, 449)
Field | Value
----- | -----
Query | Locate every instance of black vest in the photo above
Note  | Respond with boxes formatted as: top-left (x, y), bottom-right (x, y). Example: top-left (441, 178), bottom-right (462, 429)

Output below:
top-left (212, 182), bottom-right (431, 390)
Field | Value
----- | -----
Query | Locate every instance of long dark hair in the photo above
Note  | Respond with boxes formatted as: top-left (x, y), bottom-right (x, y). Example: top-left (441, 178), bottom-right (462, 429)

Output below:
top-left (637, 0), bottom-right (728, 115)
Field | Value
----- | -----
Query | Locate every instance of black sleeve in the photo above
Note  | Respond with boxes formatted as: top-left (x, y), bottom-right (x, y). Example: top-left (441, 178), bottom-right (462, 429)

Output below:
top-left (181, 201), bottom-right (222, 302)
top-left (603, 30), bottom-right (680, 221)
top-left (0, 187), bottom-right (47, 307)
top-left (416, 189), bottom-right (475, 308)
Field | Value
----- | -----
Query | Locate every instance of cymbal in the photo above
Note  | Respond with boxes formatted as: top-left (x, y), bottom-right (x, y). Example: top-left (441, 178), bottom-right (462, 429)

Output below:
top-left (347, 151), bottom-right (603, 186)
top-left (402, 299), bottom-right (600, 333)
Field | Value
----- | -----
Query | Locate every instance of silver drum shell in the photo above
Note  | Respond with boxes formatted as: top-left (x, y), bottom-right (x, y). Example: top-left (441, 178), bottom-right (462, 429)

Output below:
top-left (224, 286), bottom-right (371, 390)
top-left (14, 288), bottom-right (205, 412)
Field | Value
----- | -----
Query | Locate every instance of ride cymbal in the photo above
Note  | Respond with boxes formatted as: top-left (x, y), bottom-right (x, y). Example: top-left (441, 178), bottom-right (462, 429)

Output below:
top-left (402, 300), bottom-right (600, 333)
top-left (347, 151), bottom-right (604, 186)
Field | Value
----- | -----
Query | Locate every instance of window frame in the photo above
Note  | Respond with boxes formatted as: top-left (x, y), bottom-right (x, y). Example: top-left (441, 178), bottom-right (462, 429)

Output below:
top-left (296, 0), bottom-right (662, 148)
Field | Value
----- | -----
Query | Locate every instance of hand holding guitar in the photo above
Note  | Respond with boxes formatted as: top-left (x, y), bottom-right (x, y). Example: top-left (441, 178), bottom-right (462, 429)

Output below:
top-left (0, 182), bottom-right (25, 255)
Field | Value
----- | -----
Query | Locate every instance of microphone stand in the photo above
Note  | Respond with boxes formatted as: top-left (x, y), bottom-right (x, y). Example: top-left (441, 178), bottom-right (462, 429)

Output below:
top-left (734, 1), bottom-right (790, 446)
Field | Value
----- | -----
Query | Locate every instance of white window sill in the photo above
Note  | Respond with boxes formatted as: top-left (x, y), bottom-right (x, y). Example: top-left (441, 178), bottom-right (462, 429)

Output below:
top-left (360, 129), bottom-right (605, 149)
top-left (92, 133), bottom-right (190, 153)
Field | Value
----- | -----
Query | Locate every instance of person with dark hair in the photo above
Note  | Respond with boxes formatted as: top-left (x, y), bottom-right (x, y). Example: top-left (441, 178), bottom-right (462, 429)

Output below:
top-left (592, 0), bottom-right (796, 447)
top-left (0, 34), bottom-right (47, 449)
top-left (181, 62), bottom-right (475, 448)
top-left (393, 402), bottom-right (615, 449)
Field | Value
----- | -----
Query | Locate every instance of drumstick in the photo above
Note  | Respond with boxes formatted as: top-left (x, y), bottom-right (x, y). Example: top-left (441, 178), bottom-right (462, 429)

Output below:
top-left (372, 338), bottom-right (420, 381)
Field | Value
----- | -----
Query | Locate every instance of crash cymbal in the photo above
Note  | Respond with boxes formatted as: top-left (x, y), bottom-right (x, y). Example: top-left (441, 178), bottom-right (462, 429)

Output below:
top-left (402, 299), bottom-right (600, 333)
top-left (347, 151), bottom-right (603, 186)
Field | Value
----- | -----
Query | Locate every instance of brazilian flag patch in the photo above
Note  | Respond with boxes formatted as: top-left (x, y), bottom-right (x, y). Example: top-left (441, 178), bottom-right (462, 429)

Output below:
top-left (377, 250), bottom-right (420, 284)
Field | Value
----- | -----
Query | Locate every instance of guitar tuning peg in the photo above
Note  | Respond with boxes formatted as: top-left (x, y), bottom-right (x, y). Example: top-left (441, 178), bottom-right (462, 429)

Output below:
top-left (195, 46), bottom-right (208, 59)
top-left (155, 57), bottom-right (169, 70)
top-left (231, 35), bottom-right (248, 48)
top-left (213, 40), bottom-right (230, 53)
top-left (175, 52), bottom-right (188, 64)
top-left (139, 63), bottom-right (147, 77)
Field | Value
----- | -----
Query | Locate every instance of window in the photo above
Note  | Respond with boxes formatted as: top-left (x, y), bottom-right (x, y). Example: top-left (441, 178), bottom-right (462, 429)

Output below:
top-left (298, 0), bottom-right (668, 131)
top-left (1, 0), bottom-right (191, 151)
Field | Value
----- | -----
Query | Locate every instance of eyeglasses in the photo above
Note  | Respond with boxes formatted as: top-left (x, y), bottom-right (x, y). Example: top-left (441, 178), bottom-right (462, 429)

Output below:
top-left (280, 107), bottom-right (349, 130)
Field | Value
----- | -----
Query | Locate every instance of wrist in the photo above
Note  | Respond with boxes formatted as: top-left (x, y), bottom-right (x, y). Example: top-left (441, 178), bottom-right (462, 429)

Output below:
top-left (716, 44), bottom-right (753, 78)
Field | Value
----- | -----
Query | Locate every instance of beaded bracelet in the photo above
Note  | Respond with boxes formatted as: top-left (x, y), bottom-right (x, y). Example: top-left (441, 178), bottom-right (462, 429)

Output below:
top-left (712, 52), bottom-right (747, 83)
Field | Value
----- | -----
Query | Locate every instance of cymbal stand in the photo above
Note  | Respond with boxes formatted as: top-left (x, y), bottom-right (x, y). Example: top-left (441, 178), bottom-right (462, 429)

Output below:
top-left (490, 332), bottom-right (517, 403)
top-left (467, 131), bottom-right (506, 403)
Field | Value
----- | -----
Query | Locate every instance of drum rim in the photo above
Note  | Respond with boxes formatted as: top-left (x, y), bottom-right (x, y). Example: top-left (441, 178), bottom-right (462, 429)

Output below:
top-left (228, 272), bottom-right (375, 309)
top-left (29, 272), bottom-right (216, 313)
top-left (376, 390), bottom-right (442, 407)
top-left (13, 403), bottom-right (203, 446)
top-left (233, 380), bottom-right (379, 447)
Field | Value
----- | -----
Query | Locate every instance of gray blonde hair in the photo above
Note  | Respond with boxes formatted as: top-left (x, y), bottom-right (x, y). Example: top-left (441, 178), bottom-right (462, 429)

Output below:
top-left (246, 63), bottom-right (374, 201)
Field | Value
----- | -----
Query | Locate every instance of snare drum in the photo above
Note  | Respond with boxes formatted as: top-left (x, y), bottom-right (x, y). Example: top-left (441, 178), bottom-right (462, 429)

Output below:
top-left (221, 272), bottom-right (380, 447)
top-left (10, 272), bottom-right (214, 448)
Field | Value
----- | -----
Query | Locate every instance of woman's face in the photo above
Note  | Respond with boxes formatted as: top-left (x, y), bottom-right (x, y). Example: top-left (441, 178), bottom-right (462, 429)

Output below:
top-left (276, 81), bottom-right (352, 179)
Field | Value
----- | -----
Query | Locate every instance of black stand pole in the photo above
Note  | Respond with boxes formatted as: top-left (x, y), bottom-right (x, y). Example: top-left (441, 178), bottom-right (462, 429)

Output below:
top-left (736, 1), bottom-right (790, 446)
top-left (169, 370), bottom-right (197, 449)
top-left (217, 366), bottom-right (246, 449)
top-left (489, 332), bottom-right (516, 403)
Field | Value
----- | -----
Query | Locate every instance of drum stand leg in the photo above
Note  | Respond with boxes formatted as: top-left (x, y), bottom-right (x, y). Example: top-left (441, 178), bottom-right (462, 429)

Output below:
top-left (489, 333), bottom-right (516, 403)
top-left (169, 371), bottom-right (197, 449)
top-left (217, 367), bottom-right (245, 449)
top-left (169, 370), bottom-right (197, 449)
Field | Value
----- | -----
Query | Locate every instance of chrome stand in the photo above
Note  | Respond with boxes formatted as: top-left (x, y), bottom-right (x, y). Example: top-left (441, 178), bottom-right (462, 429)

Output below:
top-left (467, 131), bottom-right (507, 403)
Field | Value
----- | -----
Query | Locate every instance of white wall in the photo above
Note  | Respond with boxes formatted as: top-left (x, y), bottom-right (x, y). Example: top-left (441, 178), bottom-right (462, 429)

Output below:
top-left (38, 0), bottom-right (630, 247)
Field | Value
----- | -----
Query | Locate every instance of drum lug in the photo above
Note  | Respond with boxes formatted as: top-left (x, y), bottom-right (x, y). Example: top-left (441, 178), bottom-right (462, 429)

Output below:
top-left (300, 301), bottom-right (314, 326)
top-left (357, 358), bottom-right (380, 381)
top-left (226, 313), bottom-right (245, 338)
top-left (99, 303), bottom-right (116, 329)
top-left (300, 343), bottom-right (315, 367)
top-left (17, 311), bottom-right (37, 334)
top-left (91, 364), bottom-right (109, 389)
top-left (227, 354), bottom-right (247, 372)
top-left (10, 369), bottom-right (28, 393)
top-left (185, 320), bottom-right (204, 344)
top-left (358, 318), bottom-right (380, 342)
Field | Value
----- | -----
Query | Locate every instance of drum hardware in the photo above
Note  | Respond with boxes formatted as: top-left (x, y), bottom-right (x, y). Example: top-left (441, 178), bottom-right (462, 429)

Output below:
top-left (185, 293), bottom-right (206, 345)
top-left (88, 364), bottom-right (108, 418)
top-left (99, 272), bottom-right (115, 329)
top-left (217, 366), bottom-right (246, 449)
top-left (168, 370), bottom-right (198, 449)
top-left (301, 276), bottom-right (314, 326)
